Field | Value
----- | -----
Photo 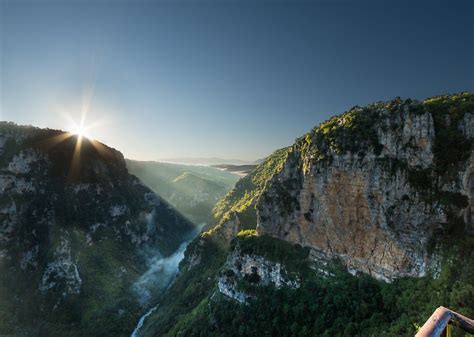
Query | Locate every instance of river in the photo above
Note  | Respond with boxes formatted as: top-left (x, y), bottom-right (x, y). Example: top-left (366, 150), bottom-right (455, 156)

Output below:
top-left (130, 225), bottom-right (203, 337)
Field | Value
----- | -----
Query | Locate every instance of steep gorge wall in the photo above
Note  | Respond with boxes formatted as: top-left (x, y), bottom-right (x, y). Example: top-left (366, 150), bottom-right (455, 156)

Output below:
top-left (0, 123), bottom-right (194, 336)
top-left (257, 95), bottom-right (473, 281)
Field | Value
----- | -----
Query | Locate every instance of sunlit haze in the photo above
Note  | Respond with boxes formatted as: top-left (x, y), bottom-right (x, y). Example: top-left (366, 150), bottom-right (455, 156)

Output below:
top-left (1, 0), bottom-right (473, 161)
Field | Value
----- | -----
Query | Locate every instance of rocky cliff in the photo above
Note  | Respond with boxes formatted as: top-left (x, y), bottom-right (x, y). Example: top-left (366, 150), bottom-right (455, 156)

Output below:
top-left (257, 94), bottom-right (473, 281)
top-left (0, 123), bottom-right (194, 336)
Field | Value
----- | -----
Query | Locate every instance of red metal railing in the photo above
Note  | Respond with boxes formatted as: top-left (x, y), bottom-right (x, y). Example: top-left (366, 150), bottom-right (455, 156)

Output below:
top-left (416, 306), bottom-right (474, 337)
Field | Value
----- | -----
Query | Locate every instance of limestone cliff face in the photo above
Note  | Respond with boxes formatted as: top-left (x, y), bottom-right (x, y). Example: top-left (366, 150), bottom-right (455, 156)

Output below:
top-left (257, 95), bottom-right (473, 281)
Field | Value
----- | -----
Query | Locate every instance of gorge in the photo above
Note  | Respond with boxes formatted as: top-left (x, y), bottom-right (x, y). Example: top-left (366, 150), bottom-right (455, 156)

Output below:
top-left (0, 92), bottom-right (472, 337)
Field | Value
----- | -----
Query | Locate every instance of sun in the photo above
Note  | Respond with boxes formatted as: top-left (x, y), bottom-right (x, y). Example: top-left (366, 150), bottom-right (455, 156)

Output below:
top-left (70, 120), bottom-right (91, 139)
top-left (72, 123), bottom-right (88, 138)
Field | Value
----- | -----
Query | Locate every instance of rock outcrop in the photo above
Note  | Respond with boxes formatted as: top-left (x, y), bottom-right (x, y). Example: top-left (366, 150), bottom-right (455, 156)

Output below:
top-left (218, 245), bottom-right (300, 303)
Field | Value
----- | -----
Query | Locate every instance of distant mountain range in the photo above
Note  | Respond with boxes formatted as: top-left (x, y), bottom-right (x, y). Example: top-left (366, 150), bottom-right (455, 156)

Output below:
top-left (126, 160), bottom-right (239, 225)
top-left (211, 164), bottom-right (257, 176)
top-left (157, 157), bottom-right (264, 166)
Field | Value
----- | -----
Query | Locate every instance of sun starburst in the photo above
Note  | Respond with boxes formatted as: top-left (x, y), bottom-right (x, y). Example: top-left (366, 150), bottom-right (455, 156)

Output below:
top-left (48, 79), bottom-right (112, 180)
top-left (72, 123), bottom-right (88, 138)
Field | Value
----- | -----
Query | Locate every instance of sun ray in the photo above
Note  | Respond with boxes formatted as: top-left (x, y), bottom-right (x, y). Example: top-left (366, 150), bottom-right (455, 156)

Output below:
top-left (69, 134), bottom-right (83, 180)
top-left (37, 132), bottom-right (75, 150)
top-left (90, 139), bottom-right (113, 159)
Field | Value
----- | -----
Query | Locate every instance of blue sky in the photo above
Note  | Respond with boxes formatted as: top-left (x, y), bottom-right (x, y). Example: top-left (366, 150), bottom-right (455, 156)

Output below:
top-left (1, 0), bottom-right (473, 161)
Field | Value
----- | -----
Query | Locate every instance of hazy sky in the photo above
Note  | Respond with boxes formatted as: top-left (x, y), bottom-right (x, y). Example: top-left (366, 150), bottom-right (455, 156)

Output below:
top-left (1, 0), bottom-right (473, 161)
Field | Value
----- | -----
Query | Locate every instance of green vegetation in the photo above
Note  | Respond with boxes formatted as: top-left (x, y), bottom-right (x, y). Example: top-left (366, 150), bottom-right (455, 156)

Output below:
top-left (296, 101), bottom-right (386, 166)
top-left (211, 147), bottom-right (290, 231)
top-left (207, 240), bottom-right (473, 337)
top-left (141, 234), bottom-right (474, 337)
